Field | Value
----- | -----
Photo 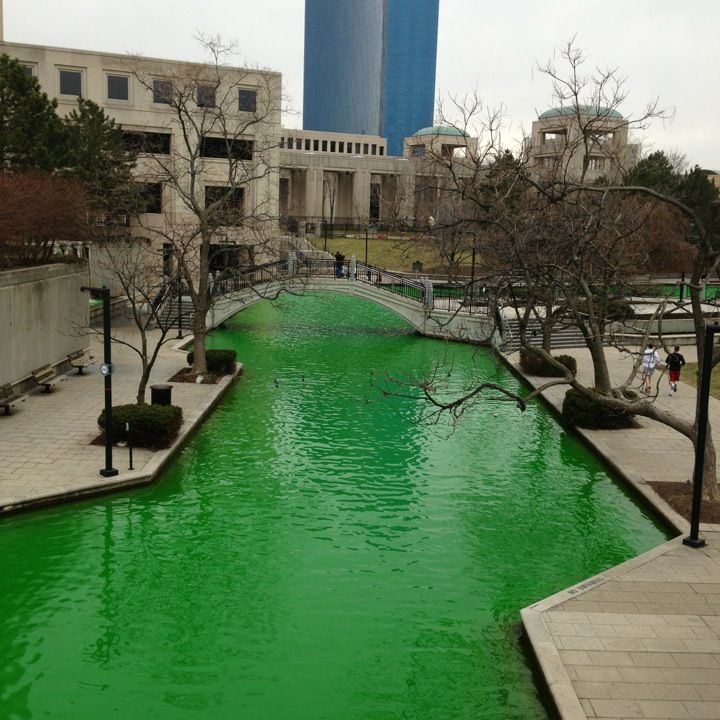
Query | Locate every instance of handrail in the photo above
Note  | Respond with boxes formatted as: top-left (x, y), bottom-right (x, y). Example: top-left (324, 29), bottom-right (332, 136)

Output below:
top-left (209, 257), bottom-right (491, 316)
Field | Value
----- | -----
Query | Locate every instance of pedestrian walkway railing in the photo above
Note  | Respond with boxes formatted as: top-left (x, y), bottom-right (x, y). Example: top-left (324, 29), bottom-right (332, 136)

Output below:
top-left (209, 256), bottom-right (492, 317)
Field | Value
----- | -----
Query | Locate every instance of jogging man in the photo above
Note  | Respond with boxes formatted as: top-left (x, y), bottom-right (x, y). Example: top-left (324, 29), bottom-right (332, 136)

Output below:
top-left (665, 345), bottom-right (686, 396)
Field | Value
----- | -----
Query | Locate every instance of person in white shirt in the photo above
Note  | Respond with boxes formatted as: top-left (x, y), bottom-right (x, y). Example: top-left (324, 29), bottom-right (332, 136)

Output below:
top-left (641, 342), bottom-right (661, 395)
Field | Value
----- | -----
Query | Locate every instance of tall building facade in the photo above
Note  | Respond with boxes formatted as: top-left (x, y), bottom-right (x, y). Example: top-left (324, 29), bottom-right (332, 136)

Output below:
top-left (303, 0), bottom-right (439, 157)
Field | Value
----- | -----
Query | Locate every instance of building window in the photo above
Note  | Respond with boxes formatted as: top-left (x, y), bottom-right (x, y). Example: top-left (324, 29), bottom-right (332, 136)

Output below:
top-left (541, 131), bottom-right (566, 144)
top-left (379, 147), bottom-right (384, 156)
top-left (22, 64), bottom-right (35, 77)
top-left (330, 141), bottom-right (336, 152)
top-left (355, 143), bottom-right (361, 154)
top-left (363, 143), bottom-right (369, 154)
top-left (280, 136), bottom-right (285, 148)
top-left (287, 138), bottom-right (293, 150)
top-left (197, 84), bottom-right (216, 108)
top-left (305, 139), bottom-right (311, 151)
top-left (139, 183), bottom-right (163, 214)
top-left (59, 69), bottom-right (82, 97)
top-left (322, 140), bottom-right (327, 152)
top-left (595, 131), bottom-right (615, 144)
top-left (338, 141), bottom-right (344, 153)
top-left (412, 146), bottom-right (425, 157)
top-left (122, 131), bottom-right (171, 155)
top-left (313, 139), bottom-right (319, 151)
top-left (238, 89), bottom-right (257, 112)
top-left (200, 136), bottom-right (253, 160)
top-left (107, 74), bottom-right (129, 101)
top-left (152, 79), bottom-right (173, 104)
top-left (371, 144), bottom-right (377, 155)
top-left (587, 156), bottom-right (605, 170)
top-left (347, 143), bottom-right (352, 154)
top-left (205, 186), bottom-right (245, 225)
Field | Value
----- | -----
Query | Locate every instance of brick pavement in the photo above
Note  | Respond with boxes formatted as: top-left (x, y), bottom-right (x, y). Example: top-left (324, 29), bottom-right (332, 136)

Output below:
top-left (0, 322), bottom-right (230, 511)
top-left (519, 346), bottom-right (720, 720)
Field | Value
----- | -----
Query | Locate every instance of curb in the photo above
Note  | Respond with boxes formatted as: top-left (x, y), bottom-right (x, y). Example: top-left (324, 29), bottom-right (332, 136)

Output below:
top-left (0, 363), bottom-right (242, 516)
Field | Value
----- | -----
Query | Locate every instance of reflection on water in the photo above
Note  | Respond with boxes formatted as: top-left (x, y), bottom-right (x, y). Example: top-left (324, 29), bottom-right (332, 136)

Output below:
top-left (0, 294), bottom-right (668, 720)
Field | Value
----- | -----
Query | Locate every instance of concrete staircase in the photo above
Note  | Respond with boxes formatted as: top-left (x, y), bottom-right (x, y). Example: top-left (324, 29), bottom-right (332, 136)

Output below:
top-left (157, 296), bottom-right (193, 331)
top-left (503, 318), bottom-right (585, 352)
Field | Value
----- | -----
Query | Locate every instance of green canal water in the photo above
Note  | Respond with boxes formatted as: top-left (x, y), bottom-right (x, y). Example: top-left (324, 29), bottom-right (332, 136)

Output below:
top-left (0, 295), bottom-right (669, 720)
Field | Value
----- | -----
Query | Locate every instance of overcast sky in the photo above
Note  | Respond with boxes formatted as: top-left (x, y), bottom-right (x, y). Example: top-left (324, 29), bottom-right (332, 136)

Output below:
top-left (4, 0), bottom-right (719, 169)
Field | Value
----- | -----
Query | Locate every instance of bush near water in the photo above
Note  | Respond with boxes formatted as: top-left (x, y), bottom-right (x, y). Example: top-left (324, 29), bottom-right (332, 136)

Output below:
top-left (186, 349), bottom-right (237, 375)
top-left (562, 388), bottom-right (635, 429)
top-left (98, 404), bottom-right (183, 449)
top-left (519, 348), bottom-right (577, 377)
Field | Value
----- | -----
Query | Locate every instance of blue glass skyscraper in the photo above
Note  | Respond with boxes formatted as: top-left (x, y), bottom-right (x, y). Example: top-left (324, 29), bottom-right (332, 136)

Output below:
top-left (303, 0), bottom-right (439, 157)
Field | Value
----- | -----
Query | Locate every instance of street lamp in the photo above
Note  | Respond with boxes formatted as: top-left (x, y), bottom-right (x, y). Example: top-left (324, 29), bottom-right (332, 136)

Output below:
top-left (683, 322), bottom-right (719, 548)
top-left (176, 269), bottom-right (184, 340)
top-left (81, 285), bottom-right (119, 478)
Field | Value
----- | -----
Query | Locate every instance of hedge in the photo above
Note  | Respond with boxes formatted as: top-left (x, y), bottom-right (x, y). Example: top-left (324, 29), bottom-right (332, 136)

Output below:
top-left (186, 349), bottom-right (237, 375)
top-left (519, 348), bottom-right (577, 377)
top-left (98, 403), bottom-right (183, 449)
top-left (561, 388), bottom-right (635, 429)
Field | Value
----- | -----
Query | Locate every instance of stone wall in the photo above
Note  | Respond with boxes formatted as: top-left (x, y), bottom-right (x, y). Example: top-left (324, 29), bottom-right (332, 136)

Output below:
top-left (0, 263), bottom-right (89, 386)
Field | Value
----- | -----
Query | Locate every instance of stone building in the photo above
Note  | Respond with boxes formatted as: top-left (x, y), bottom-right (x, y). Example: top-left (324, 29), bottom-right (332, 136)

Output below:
top-left (527, 105), bottom-right (639, 183)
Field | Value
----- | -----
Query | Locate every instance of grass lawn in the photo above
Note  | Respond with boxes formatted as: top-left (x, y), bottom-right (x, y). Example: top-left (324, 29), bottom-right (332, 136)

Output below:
top-left (307, 234), bottom-right (439, 273)
top-left (679, 363), bottom-right (720, 399)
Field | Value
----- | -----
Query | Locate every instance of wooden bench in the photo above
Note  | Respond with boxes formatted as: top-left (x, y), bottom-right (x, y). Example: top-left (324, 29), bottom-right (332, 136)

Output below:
top-left (32, 365), bottom-right (59, 392)
top-left (0, 383), bottom-right (24, 415)
top-left (68, 349), bottom-right (95, 375)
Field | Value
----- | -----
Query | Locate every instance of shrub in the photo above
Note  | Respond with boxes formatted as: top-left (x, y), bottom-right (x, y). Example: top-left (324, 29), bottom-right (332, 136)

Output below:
top-left (554, 354), bottom-right (578, 376)
top-left (98, 404), bottom-right (183, 449)
top-left (561, 388), bottom-right (635, 429)
top-left (186, 349), bottom-right (237, 375)
top-left (519, 348), bottom-right (577, 377)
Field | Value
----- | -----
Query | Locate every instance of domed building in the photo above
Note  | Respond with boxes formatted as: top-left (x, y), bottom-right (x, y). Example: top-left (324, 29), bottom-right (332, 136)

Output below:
top-left (528, 104), bottom-right (639, 182)
top-left (403, 124), bottom-right (475, 159)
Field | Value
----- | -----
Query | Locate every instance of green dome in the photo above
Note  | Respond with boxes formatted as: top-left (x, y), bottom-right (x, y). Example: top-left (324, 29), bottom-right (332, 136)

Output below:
top-left (413, 125), bottom-right (469, 137)
top-left (539, 105), bottom-right (623, 120)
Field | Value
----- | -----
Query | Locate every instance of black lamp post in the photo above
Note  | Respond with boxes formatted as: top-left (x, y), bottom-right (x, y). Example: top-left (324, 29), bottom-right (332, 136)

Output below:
top-left (81, 285), bottom-right (118, 478)
top-left (683, 322), bottom-right (719, 548)
top-left (176, 270), bottom-right (184, 340)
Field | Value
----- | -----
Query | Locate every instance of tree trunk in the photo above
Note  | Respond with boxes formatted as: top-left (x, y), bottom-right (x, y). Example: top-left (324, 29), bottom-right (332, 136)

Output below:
top-left (192, 312), bottom-right (208, 374)
top-left (587, 335), bottom-right (611, 393)
top-left (702, 431), bottom-right (719, 501)
top-left (137, 365), bottom-right (150, 405)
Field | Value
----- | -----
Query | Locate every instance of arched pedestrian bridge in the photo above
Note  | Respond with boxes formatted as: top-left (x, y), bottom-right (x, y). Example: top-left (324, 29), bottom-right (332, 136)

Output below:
top-left (205, 258), bottom-right (500, 345)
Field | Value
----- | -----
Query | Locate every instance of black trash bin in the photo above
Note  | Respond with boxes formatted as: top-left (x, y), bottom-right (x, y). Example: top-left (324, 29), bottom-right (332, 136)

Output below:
top-left (150, 384), bottom-right (172, 406)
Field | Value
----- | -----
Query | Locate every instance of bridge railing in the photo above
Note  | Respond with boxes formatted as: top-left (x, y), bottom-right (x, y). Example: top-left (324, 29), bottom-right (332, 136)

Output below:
top-left (211, 257), bottom-right (491, 316)
top-left (212, 260), bottom-right (289, 296)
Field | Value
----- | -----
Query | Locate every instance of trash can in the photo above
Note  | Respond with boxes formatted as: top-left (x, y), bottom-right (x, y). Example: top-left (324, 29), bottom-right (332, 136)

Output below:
top-left (151, 384), bottom-right (172, 406)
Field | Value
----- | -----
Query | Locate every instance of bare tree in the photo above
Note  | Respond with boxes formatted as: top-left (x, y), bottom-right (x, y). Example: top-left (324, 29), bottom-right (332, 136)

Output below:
top-left (85, 239), bottom-right (179, 404)
top-left (0, 172), bottom-right (90, 268)
top-left (129, 37), bottom-right (282, 374)
top-left (392, 40), bottom-right (720, 500)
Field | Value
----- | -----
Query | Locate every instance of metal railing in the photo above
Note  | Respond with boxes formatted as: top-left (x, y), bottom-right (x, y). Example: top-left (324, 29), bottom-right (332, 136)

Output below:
top-left (209, 256), bottom-right (492, 316)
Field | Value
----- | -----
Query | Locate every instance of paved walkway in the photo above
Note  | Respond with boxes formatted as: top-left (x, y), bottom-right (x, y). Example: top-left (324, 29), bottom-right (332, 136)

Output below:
top-left (518, 345), bottom-right (720, 720)
top-left (0, 323), bottom-right (233, 511)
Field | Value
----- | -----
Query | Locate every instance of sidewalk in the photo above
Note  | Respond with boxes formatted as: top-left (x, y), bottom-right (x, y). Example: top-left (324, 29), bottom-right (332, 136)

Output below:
top-left (0, 323), bottom-right (237, 512)
top-left (517, 346), bottom-right (720, 720)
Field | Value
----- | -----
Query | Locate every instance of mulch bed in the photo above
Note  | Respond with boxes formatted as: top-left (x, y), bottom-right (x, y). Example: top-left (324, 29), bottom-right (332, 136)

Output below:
top-left (168, 368), bottom-right (219, 384)
top-left (649, 481), bottom-right (720, 523)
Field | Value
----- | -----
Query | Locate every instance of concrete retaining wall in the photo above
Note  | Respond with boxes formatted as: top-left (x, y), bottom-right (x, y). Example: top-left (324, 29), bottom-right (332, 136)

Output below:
top-left (0, 263), bottom-right (90, 386)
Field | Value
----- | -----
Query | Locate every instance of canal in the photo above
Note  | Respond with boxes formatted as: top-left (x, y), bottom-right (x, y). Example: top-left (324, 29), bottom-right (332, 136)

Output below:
top-left (0, 294), bottom-right (668, 719)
